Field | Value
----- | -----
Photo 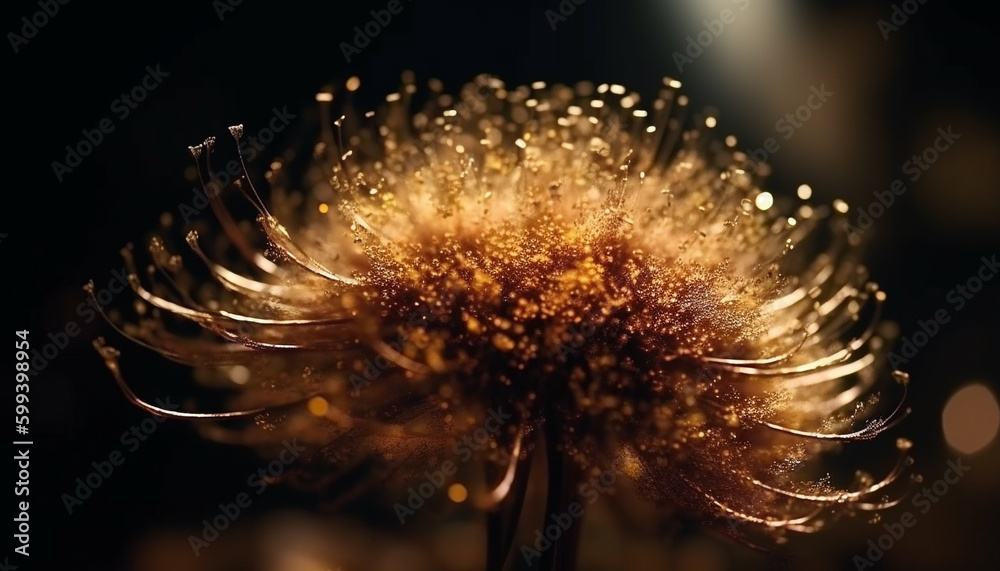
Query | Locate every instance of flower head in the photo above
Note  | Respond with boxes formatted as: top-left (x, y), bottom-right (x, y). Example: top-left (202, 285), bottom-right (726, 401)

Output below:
top-left (94, 74), bottom-right (911, 567)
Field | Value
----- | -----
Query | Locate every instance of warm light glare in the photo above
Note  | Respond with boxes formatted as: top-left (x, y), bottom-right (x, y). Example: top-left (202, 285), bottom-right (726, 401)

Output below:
top-left (797, 184), bottom-right (812, 200)
top-left (754, 191), bottom-right (774, 210)
top-left (943, 382), bottom-right (1000, 454)
top-left (318, 203), bottom-right (329, 214)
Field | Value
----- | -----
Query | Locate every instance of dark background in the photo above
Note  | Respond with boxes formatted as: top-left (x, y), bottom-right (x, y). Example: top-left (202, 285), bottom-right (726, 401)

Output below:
top-left (4, 0), bottom-right (999, 569)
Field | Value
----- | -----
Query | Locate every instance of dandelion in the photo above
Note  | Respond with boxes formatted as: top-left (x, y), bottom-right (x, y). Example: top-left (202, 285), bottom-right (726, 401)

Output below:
top-left (93, 74), bottom-right (911, 570)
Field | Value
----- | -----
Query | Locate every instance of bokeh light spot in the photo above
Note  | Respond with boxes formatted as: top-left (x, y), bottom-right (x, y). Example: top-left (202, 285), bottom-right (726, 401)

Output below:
top-left (447, 483), bottom-right (468, 503)
top-left (943, 382), bottom-right (1000, 454)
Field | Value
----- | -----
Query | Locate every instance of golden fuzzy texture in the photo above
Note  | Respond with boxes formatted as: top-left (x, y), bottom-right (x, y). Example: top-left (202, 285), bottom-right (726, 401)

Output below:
top-left (95, 74), bottom-right (910, 547)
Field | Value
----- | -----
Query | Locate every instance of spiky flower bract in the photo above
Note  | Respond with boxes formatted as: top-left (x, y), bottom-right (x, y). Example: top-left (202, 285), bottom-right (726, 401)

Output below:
top-left (94, 74), bottom-right (911, 570)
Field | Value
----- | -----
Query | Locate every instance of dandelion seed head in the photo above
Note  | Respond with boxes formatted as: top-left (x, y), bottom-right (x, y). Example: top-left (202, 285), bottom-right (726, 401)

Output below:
top-left (97, 74), bottom-right (911, 551)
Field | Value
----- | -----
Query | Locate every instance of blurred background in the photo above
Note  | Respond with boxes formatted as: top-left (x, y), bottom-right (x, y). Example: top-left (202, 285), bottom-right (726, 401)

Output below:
top-left (4, 0), bottom-right (999, 569)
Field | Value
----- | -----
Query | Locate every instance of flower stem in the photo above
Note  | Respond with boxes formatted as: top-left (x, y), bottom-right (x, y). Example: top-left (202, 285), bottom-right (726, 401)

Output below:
top-left (486, 448), bottom-right (534, 571)
top-left (539, 419), bottom-right (583, 571)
